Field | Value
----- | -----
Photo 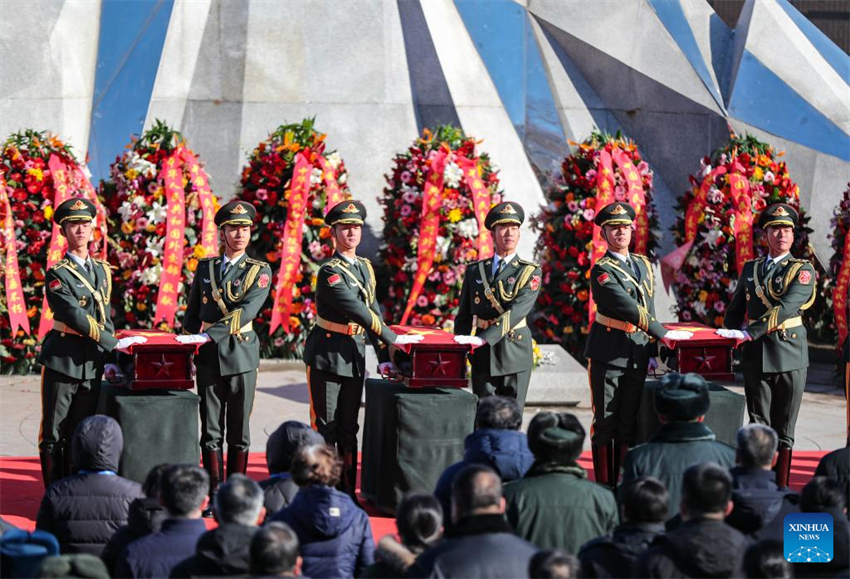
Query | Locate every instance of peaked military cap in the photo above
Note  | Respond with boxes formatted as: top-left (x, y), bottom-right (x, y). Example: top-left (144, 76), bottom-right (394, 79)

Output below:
top-left (54, 197), bottom-right (96, 224)
top-left (325, 200), bottom-right (366, 227)
top-left (594, 202), bottom-right (635, 227)
top-left (759, 203), bottom-right (798, 229)
top-left (485, 201), bottom-right (524, 230)
top-left (215, 200), bottom-right (256, 227)
top-left (654, 372), bottom-right (710, 422)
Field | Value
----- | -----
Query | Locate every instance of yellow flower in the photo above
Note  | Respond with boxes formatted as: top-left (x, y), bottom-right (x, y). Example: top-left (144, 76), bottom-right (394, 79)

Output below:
top-left (27, 168), bottom-right (44, 181)
top-left (448, 208), bottom-right (463, 223)
top-left (146, 224), bottom-right (156, 233)
top-left (289, 316), bottom-right (301, 328)
top-left (121, 222), bottom-right (134, 235)
top-left (137, 303), bottom-right (147, 311)
top-left (193, 245), bottom-right (206, 258)
top-left (753, 167), bottom-right (764, 181)
top-left (699, 290), bottom-right (708, 302)
top-left (125, 168), bottom-right (138, 180)
top-left (44, 206), bottom-right (54, 220)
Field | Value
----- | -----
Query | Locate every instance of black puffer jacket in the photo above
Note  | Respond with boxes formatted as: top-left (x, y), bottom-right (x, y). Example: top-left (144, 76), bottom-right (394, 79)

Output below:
top-left (578, 522), bottom-right (665, 578)
top-left (170, 523), bottom-right (258, 577)
top-left (100, 497), bottom-right (167, 574)
top-left (35, 415), bottom-right (143, 556)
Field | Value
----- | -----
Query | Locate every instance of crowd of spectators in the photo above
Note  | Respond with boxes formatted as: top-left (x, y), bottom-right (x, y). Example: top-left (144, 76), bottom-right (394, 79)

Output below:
top-left (1, 372), bottom-right (848, 578)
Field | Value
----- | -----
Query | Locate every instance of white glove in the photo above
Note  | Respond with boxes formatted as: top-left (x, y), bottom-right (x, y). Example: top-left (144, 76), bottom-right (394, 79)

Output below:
top-left (664, 330), bottom-right (694, 341)
top-left (379, 362), bottom-right (398, 376)
top-left (115, 336), bottom-right (147, 352)
top-left (715, 329), bottom-right (750, 341)
top-left (175, 334), bottom-right (211, 345)
top-left (647, 357), bottom-right (659, 374)
top-left (394, 334), bottom-right (425, 346)
top-left (453, 335), bottom-right (486, 347)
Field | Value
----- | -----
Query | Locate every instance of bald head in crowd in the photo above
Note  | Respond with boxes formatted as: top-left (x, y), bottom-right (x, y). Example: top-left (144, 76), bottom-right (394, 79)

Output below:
top-left (450, 464), bottom-right (504, 523)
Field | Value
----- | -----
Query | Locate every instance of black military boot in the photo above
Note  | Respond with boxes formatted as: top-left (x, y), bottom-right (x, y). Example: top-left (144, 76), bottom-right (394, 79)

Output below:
top-left (340, 449), bottom-right (364, 510)
top-left (227, 449), bottom-right (249, 478)
top-left (39, 446), bottom-right (64, 488)
top-left (202, 449), bottom-right (224, 518)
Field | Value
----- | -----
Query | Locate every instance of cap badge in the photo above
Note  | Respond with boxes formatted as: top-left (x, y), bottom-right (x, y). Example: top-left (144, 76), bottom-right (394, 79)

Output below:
top-left (771, 206), bottom-right (790, 217)
top-left (341, 203), bottom-right (359, 213)
top-left (231, 203), bottom-right (249, 215)
top-left (610, 204), bottom-right (627, 215)
top-left (500, 204), bottom-right (517, 214)
top-left (69, 199), bottom-right (87, 211)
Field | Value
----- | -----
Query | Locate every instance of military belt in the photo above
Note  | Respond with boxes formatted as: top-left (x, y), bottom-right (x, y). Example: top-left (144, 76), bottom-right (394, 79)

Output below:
top-left (749, 315), bottom-right (803, 332)
top-left (201, 321), bottom-right (254, 334)
top-left (476, 317), bottom-right (527, 330)
top-left (53, 321), bottom-right (83, 337)
top-left (317, 316), bottom-right (364, 336)
top-left (594, 313), bottom-right (637, 333)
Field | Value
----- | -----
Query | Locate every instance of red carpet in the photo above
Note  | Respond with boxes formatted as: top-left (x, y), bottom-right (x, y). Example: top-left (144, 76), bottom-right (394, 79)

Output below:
top-left (0, 451), bottom-right (826, 541)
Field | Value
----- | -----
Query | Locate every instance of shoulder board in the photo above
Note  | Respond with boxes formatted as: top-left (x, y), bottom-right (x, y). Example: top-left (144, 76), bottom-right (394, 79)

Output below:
top-left (244, 257), bottom-right (269, 268)
top-left (198, 256), bottom-right (216, 263)
top-left (356, 256), bottom-right (372, 264)
top-left (325, 258), bottom-right (342, 269)
top-left (595, 256), bottom-right (613, 266)
top-left (49, 259), bottom-right (70, 271)
top-left (632, 253), bottom-right (650, 262)
top-left (517, 258), bottom-right (540, 268)
top-left (95, 258), bottom-right (112, 268)
top-left (788, 258), bottom-right (810, 265)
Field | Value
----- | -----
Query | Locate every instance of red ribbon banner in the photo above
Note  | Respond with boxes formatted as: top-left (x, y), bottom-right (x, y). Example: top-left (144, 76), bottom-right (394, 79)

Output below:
top-left (153, 151), bottom-right (187, 326)
top-left (835, 232), bottom-right (850, 347)
top-left (72, 165), bottom-right (108, 260)
top-left (588, 149), bottom-right (616, 323)
top-left (457, 156), bottom-right (494, 259)
top-left (179, 147), bottom-right (218, 258)
top-left (37, 155), bottom-right (73, 338)
top-left (612, 150), bottom-right (649, 255)
top-left (316, 155), bottom-right (344, 216)
top-left (269, 152), bottom-right (312, 334)
top-left (685, 165), bottom-right (727, 243)
top-left (401, 149), bottom-right (448, 325)
top-left (728, 160), bottom-right (754, 274)
top-left (0, 174), bottom-right (30, 336)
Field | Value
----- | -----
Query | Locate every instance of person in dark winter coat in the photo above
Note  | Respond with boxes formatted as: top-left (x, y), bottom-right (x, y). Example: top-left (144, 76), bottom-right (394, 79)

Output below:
top-left (260, 421), bottom-right (324, 520)
top-left (171, 474), bottom-right (265, 577)
top-left (742, 540), bottom-right (792, 579)
top-left (814, 444), bottom-right (849, 502)
top-left (361, 493), bottom-right (443, 578)
top-left (505, 412), bottom-right (617, 554)
top-left (578, 476), bottom-right (668, 577)
top-left (635, 462), bottom-right (749, 578)
top-left (35, 415), bottom-right (143, 556)
top-left (725, 425), bottom-right (800, 541)
top-left (270, 444), bottom-right (374, 579)
top-left (101, 464), bottom-right (169, 575)
top-left (115, 465), bottom-right (209, 578)
top-left (433, 396), bottom-right (533, 531)
top-left (620, 373), bottom-right (736, 518)
top-left (410, 465), bottom-right (538, 578)
top-left (250, 522), bottom-right (301, 577)
top-left (794, 477), bottom-right (849, 578)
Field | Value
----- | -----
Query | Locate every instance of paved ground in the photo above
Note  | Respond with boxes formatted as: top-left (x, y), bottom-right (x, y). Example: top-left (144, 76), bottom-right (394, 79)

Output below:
top-left (1, 361), bottom-right (845, 456)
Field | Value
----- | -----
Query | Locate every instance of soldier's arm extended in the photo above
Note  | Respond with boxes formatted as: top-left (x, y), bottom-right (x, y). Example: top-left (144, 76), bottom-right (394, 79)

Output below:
top-left (741, 262), bottom-right (816, 341)
top-left (320, 265), bottom-right (398, 345)
top-left (367, 297), bottom-right (392, 364)
top-left (453, 267), bottom-right (473, 336)
top-left (45, 267), bottom-right (119, 351)
top-left (203, 263), bottom-right (273, 343)
top-left (590, 265), bottom-right (667, 340)
top-left (476, 264), bottom-right (542, 345)
top-left (722, 264), bottom-right (749, 330)
top-left (181, 266), bottom-right (203, 335)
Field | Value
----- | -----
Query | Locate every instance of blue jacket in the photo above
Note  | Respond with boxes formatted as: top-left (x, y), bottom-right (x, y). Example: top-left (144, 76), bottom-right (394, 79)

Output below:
top-left (115, 518), bottom-right (207, 578)
top-left (434, 429), bottom-right (534, 526)
top-left (271, 485), bottom-right (374, 579)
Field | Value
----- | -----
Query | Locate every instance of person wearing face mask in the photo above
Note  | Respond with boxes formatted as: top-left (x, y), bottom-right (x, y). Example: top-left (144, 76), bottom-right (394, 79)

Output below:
top-left (717, 203), bottom-right (816, 488)
top-left (453, 202), bottom-right (542, 412)
top-left (584, 202), bottom-right (693, 489)
top-left (38, 198), bottom-right (146, 487)
top-left (179, 200), bottom-right (273, 514)
top-left (302, 200), bottom-right (423, 504)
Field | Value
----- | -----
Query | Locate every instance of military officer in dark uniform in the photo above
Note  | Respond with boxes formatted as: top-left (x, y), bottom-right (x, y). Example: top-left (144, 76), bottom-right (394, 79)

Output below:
top-left (453, 201), bottom-right (542, 410)
top-left (584, 202), bottom-right (693, 488)
top-left (179, 200), bottom-right (273, 507)
top-left (303, 200), bottom-right (423, 500)
top-left (38, 198), bottom-right (146, 487)
top-left (718, 202), bottom-right (816, 488)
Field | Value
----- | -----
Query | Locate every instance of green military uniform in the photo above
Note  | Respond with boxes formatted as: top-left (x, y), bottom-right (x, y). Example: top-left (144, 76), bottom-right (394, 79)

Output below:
top-left (584, 202), bottom-right (667, 487)
top-left (182, 200), bottom-right (272, 484)
top-left (38, 198), bottom-right (118, 486)
top-left (303, 200), bottom-right (397, 498)
top-left (454, 202), bottom-right (542, 410)
top-left (723, 203), bottom-right (816, 487)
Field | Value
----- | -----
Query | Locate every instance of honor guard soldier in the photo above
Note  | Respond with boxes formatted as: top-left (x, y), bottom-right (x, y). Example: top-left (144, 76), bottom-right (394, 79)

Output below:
top-left (584, 202), bottom-right (693, 488)
top-left (453, 201), bottom-right (542, 410)
top-left (38, 198), bottom-right (146, 487)
top-left (718, 203), bottom-right (816, 488)
top-left (303, 200), bottom-right (423, 502)
top-left (179, 200), bottom-right (273, 510)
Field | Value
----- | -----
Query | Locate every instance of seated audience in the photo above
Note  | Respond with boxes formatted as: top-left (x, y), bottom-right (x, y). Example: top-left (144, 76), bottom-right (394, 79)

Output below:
top-left (742, 540), bottom-right (792, 579)
top-left (271, 444), bottom-right (374, 579)
top-left (433, 396), bottom-right (533, 530)
top-left (0, 528), bottom-right (60, 578)
top-left (621, 373), bottom-right (735, 518)
top-left (529, 550), bottom-right (579, 579)
top-left (361, 492), bottom-right (444, 578)
top-left (260, 421), bottom-right (324, 519)
top-left (578, 476), bottom-right (668, 577)
top-left (171, 474), bottom-right (265, 577)
top-left (410, 465), bottom-right (537, 578)
top-left (35, 415), bottom-right (143, 556)
top-left (115, 464), bottom-right (209, 578)
top-left (250, 522), bottom-right (301, 577)
top-left (101, 463), bottom-right (169, 575)
top-left (504, 411), bottom-right (617, 553)
top-left (794, 476), bottom-right (849, 578)
top-left (37, 553), bottom-right (110, 578)
top-left (635, 462), bottom-right (748, 578)
top-left (814, 442), bottom-right (849, 501)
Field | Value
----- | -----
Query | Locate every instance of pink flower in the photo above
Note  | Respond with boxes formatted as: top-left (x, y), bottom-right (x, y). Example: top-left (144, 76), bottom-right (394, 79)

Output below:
top-left (614, 186), bottom-right (626, 201)
top-left (443, 270), bottom-right (456, 284)
top-left (637, 161), bottom-right (649, 175)
top-left (416, 295), bottom-right (429, 307)
top-left (567, 201), bottom-right (579, 213)
top-left (136, 217), bottom-right (149, 229)
top-left (402, 190), bottom-right (417, 204)
top-left (713, 301), bottom-right (726, 313)
top-left (582, 209), bottom-right (595, 221)
top-left (400, 205), bottom-right (411, 216)
top-left (401, 171), bottom-right (412, 184)
top-left (256, 188), bottom-right (269, 201)
top-left (491, 193), bottom-right (502, 204)
top-left (682, 310), bottom-right (692, 321)
top-left (586, 169), bottom-right (597, 181)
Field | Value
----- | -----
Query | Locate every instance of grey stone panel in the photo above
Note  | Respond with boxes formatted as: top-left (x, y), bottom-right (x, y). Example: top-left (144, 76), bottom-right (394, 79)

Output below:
top-left (396, 0), bottom-right (461, 132)
top-left (181, 100), bottom-right (246, 197)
